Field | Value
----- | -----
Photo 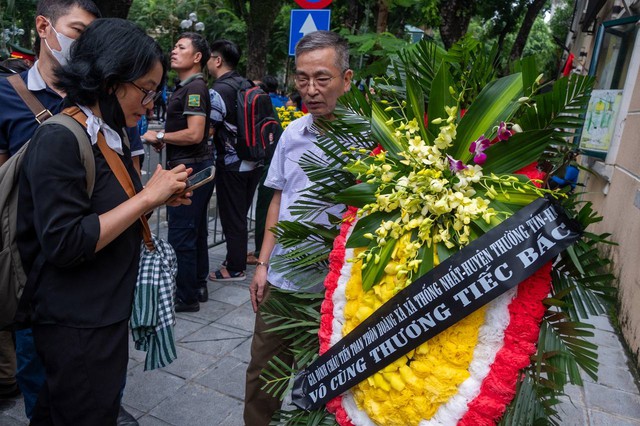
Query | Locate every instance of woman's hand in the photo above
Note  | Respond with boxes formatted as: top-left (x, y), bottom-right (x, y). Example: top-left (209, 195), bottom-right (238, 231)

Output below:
top-left (142, 164), bottom-right (190, 209)
top-left (166, 191), bottom-right (192, 207)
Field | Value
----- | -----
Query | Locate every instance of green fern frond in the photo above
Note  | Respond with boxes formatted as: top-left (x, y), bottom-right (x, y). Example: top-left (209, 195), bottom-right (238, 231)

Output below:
top-left (270, 408), bottom-right (337, 426)
top-left (536, 312), bottom-right (599, 385)
top-left (499, 369), bottom-right (560, 426)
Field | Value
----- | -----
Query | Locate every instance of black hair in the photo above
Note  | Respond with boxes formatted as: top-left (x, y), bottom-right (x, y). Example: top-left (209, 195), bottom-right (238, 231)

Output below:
top-left (0, 58), bottom-right (31, 73)
top-left (289, 92), bottom-right (302, 110)
top-left (209, 39), bottom-right (241, 69)
top-left (36, 0), bottom-right (101, 25)
top-left (177, 32), bottom-right (210, 70)
top-left (55, 18), bottom-right (166, 107)
top-left (262, 75), bottom-right (278, 94)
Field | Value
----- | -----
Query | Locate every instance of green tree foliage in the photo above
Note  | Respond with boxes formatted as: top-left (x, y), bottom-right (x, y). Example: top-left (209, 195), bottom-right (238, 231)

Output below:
top-left (0, 0), bottom-right (37, 57)
top-left (129, 0), bottom-right (287, 82)
top-left (125, 0), bottom-right (571, 88)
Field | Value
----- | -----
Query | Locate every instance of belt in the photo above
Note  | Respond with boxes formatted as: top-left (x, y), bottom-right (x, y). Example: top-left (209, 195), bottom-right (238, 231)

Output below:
top-left (167, 156), bottom-right (212, 168)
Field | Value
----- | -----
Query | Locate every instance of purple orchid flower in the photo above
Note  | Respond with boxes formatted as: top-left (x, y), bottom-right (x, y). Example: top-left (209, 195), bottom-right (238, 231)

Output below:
top-left (497, 121), bottom-right (513, 141)
top-left (469, 135), bottom-right (490, 165)
top-left (447, 155), bottom-right (467, 173)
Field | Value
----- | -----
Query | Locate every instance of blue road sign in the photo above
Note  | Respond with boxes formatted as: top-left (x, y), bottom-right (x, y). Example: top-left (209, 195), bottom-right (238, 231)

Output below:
top-left (289, 9), bottom-right (331, 56)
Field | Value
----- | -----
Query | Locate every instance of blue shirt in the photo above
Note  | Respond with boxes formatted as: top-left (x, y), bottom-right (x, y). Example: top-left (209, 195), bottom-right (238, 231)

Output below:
top-left (269, 93), bottom-right (287, 108)
top-left (0, 61), bottom-right (144, 159)
top-left (0, 62), bottom-right (63, 156)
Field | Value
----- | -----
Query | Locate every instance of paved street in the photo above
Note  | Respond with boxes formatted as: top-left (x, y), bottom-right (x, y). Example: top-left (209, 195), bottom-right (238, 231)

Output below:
top-left (1, 240), bottom-right (639, 425)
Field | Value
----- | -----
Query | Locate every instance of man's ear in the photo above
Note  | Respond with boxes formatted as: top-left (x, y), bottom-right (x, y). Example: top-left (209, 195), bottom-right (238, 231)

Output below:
top-left (194, 52), bottom-right (202, 64)
top-left (35, 15), bottom-right (50, 38)
top-left (343, 69), bottom-right (354, 91)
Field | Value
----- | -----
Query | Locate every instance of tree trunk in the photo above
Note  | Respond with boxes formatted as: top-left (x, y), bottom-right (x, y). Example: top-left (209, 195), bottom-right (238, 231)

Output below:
top-left (344, 0), bottom-right (360, 34)
top-left (245, 0), bottom-right (283, 81)
top-left (376, 0), bottom-right (390, 33)
top-left (93, 0), bottom-right (133, 19)
top-left (439, 0), bottom-right (477, 50)
top-left (509, 0), bottom-right (547, 63)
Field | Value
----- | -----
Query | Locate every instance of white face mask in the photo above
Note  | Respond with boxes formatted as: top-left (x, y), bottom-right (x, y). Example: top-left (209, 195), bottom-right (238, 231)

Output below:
top-left (44, 19), bottom-right (75, 66)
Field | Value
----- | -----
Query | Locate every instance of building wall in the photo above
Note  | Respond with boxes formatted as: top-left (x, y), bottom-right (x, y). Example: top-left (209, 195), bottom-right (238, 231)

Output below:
top-left (580, 16), bottom-right (640, 366)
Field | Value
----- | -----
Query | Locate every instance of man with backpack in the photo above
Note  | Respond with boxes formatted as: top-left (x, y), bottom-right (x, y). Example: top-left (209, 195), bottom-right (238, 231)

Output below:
top-left (207, 40), bottom-right (281, 282)
top-left (0, 55), bottom-right (33, 404)
top-left (0, 2), bottom-right (139, 424)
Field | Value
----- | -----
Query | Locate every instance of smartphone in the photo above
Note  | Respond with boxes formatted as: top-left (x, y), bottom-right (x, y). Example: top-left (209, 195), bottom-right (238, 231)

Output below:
top-left (169, 166), bottom-right (215, 201)
top-left (183, 165), bottom-right (215, 193)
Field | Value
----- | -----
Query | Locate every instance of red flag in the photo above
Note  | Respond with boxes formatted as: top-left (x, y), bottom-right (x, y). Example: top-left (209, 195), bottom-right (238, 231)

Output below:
top-left (563, 53), bottom-right (575, 76)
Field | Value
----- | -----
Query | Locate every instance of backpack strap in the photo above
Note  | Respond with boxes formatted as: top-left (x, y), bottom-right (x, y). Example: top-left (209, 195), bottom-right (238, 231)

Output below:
top-left (11, 110), bottom-right (96, 329)
top-left (63, 107), bottom-right (155, 252)
top-left (218, 75), bottom-right (252, 92)
top-left (41, 114), bottom-right (96, 198)
top-left (6, 74), bottom-right (53, 124)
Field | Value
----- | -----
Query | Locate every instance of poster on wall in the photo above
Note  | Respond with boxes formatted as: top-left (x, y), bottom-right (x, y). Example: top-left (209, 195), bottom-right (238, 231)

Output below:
top-left (579, 89), bottom-right (623, 154)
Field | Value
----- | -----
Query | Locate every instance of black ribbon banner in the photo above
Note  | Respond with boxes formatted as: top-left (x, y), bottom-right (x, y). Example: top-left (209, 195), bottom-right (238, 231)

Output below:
top-left (291, 197), bottom-right (582, 410)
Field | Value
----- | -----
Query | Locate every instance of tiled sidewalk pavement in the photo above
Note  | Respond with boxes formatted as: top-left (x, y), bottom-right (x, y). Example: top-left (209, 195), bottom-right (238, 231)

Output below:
top-left (2, 243), bottom-right (639, 425)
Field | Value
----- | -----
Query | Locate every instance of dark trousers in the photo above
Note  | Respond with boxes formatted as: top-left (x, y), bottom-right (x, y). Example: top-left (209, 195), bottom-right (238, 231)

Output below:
top-left (154, 101), bottom-right (166, 121)
top-left (253, 167), bottom-right (275, 257)
top-left (30, 320), bottom-right (129, 426)
top-left (244, 285), bottom-right (294, 426)
top-left (216, 166), bottom-right (262, 273)
top-left (0, 331), bottom-right (16, 392)
top-left (168, 159), bottom-right (215, 305)
top-left (16, 328), bottom-right (46, 418)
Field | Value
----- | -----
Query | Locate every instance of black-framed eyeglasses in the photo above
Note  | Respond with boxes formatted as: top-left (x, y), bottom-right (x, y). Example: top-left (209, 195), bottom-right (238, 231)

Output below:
top-left (129, 81), bottom-right (160, 105)
top-left (294, 75), bottom-right (336, 89)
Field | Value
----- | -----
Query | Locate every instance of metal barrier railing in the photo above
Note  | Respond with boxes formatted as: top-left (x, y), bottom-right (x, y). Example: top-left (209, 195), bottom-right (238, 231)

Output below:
top-left (140, 142), bottom-right (256, 248)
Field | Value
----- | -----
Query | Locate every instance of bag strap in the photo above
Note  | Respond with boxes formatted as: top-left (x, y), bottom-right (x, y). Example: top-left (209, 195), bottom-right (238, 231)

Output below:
top-left (63, 106), bottom-right (155, 251)
top-left (41, 114), bottom-right (96, 197)
top-left (7, 74), bottom-right (53, 124)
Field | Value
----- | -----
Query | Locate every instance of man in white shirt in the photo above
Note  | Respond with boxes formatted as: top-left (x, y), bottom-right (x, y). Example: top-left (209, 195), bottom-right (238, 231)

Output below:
top-left (244, 30), bottom-right (353, 425)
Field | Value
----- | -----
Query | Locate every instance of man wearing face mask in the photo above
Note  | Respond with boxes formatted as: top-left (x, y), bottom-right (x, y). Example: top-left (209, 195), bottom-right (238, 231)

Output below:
top-left (0, 0), bottom-right (99, 165)
top-left (0, 2), bottom-right (151, 425)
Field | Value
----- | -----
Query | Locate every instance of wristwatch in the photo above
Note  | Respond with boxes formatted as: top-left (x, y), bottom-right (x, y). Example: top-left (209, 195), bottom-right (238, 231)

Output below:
top-left (156, 131), bottom-right (165, 142)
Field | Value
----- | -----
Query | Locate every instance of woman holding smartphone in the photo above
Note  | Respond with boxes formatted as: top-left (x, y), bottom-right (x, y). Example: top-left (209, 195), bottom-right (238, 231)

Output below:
top-left (17, 19), bottom-right (190, 424)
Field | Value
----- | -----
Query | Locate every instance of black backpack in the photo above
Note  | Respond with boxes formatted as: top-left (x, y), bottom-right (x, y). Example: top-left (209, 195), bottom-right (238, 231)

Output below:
top-left (220, 77), bottom-right (283, 162)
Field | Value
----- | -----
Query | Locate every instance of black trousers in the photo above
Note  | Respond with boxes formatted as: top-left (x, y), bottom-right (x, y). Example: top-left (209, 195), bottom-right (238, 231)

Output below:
top-left (168, 159), bottom-right (216, 304)
top-left (253, 167), bottom-right (275, 257)
top-left (216, 166), bottom-right (262, 273)
top-left (30, 320), bottom-right (128, 426)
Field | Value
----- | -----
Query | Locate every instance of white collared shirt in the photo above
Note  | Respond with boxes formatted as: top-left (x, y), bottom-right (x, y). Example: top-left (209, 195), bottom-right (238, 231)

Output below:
top-left (27, 61), bottom-right (48, 91)
top-left (264, 113), bottom-right (345, 291)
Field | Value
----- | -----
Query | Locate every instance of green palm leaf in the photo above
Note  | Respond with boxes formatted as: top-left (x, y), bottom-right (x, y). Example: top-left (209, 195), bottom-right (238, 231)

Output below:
top-left (499, 370), bottom-right (560, 426)
top-left (481, 130), bottom-right (554, 174)
top-left (270, 409), bottom-right (337, 426)
top-left (371, 102), bottom-right (404, 155)
top-left (536, 312), bottom-right (599, 385)
top-left (451, 73), bottom-right (524, 161)
top-left (426, 61), bottom-right (454, 139)
top-left (270, 221), bottom-right (338, 290)
top-left (517, 74), bottom-right (594, 133)
top-left (260, 289), bottom-right (325, 402)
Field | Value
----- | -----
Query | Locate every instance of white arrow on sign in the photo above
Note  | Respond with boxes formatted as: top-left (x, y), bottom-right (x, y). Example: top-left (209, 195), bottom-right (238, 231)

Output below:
top-left (299, 13), bottom-right (318, 36)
